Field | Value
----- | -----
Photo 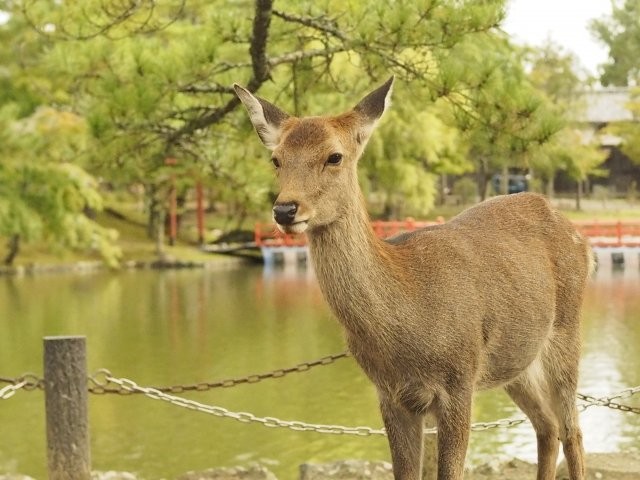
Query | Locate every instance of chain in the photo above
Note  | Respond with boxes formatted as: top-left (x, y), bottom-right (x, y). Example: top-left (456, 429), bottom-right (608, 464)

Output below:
top-left (577, 386), bottom-right (640, 414)
top-left (103, 371), bottom-right (387, 436)
top-left (87, 352), bottom-right (350, 395)
top-left (0, 373), bottom-right (43, 399)
top-left (100, 371), bottom-right (536, 435)
top-left (0, 380), bottom-right (27, 400)
top-left (3, 364), bottom-right (639, 436)
top-left (97, 372), bottom-right (640, 436)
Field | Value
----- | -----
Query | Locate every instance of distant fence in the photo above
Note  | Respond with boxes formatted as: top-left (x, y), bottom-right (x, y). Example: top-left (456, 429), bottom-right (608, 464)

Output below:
top-left (2, 336), bottom-right (640, 479)
top-left (255, 219), bottom-right (640, 248)
top-left (573, 220), bottom-right (640, 247)
top-left (255, 219), bottom-right (640, 268)
top-left (254, 219), bottom-right (445, 247)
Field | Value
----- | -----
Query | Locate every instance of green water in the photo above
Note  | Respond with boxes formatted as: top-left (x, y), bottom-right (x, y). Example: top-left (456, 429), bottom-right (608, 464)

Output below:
top-left (0, 266), bottom-right (639, 479)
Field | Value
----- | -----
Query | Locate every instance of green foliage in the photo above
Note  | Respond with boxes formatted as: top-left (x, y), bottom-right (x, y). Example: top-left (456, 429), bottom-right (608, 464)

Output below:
top-left (363, 83), bottom-right (470, 217)
top-left (434, 35), bottom-right (565, 197)
top-left (14, 0), bottom-right (511, 221)
top-left (0, 105), bottom-right (121, 266)
top-left (589, 0), bottom-right (640, 86)
top-left (1, 0), bottom-right (595, 237)
top-left (524, 42), bottom-right (606, 195)
top-left (451, 177), bottom-right (477, 205)
top-left (547, 128), bottom-right (608, 183)
top-left (605, 87), bottom-right (640, 164)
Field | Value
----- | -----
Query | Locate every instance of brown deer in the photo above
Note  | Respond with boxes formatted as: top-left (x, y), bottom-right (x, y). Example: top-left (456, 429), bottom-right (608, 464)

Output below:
top-left (234, 77), bottom-right (592, 480)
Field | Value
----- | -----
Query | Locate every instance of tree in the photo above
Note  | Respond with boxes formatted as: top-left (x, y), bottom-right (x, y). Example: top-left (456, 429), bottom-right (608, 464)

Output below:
top-left (590, 0), bottom-right (640, 168)
top-left (6, 0), bottom-right (575, 239)
top-left (436, 35), bottom-right (563, 199)
top-left (525, 42), bottom-right (586, 197)
top-left (589, 0), bottom-right (640, 87)
top-left (10, 0), bottom-right (508, 225)
top-left (0, 105), bottom-right (121, 266)
top-left (550, 129), bottom-right (608, 210)
top-left (604, 87), bottom-right (640, 166)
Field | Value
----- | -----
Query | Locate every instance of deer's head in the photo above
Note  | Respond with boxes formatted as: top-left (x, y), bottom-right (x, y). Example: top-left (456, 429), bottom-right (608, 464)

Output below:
top-left (234, 77), bottom-right (394, 234)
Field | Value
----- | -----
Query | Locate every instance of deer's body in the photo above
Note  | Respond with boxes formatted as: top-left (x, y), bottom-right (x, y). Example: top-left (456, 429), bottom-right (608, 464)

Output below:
top-left (235, 78), bottom-right (591, 480)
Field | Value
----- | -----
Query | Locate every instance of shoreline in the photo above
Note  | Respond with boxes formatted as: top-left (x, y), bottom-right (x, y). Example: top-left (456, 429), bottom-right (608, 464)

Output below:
top-left (2, 453), bottom-right (640, 480)
top-left (0, 255), bottom-right (253, 277)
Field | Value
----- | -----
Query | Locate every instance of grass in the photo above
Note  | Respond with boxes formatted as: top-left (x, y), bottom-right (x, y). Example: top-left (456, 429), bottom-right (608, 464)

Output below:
top-left (429, 197), bottom-right (640, 222)
top-left (0, 209), bottom-right (230, 268)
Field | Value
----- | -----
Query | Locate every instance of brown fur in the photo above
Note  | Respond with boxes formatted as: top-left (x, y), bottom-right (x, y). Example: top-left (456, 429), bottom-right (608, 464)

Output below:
top-left (234, 79), bottom-right (591, 480)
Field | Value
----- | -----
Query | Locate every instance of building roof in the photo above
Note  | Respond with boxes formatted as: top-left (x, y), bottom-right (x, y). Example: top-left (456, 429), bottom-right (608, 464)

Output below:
top-left (575, 88), bottom-right (635, 124)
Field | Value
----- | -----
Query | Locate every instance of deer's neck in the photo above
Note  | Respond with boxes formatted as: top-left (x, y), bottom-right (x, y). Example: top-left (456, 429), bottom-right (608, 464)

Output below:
top-left (307, 195), bottom-right (400, 337)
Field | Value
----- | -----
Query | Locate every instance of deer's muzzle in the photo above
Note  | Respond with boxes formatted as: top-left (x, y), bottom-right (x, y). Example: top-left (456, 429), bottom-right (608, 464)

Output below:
top-left (273, 202), bottom-right (298, 226)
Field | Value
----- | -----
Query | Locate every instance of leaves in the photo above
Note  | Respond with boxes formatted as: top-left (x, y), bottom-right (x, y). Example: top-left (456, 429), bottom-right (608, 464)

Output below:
top-left (0, 105), bottom-right (121, 266)
top-left (589, 0), bottom-right (640, 87)
top-left (0, 0), bottom-right (611, 254)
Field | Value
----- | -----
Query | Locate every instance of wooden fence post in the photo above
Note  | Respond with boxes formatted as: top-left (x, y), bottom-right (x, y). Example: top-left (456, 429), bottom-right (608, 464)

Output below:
top-left (44, 336), bottom-right (91, 480)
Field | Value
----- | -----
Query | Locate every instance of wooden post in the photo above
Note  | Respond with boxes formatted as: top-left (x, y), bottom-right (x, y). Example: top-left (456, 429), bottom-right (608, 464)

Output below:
top-left (44, 336), bottom-right (91, 480)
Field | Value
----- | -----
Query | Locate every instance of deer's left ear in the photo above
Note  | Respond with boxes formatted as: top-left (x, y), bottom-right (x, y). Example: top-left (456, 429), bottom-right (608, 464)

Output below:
top-left (352, 76), bottom-right (394, 144)
top-left (234, 84), bottom-right (289, 150)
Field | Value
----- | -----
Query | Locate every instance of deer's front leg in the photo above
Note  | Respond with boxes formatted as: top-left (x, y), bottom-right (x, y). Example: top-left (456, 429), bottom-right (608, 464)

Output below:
top-left (379, 394), bottom-right (425, 480)
top-left (434, 392), bottom-right (473, 480)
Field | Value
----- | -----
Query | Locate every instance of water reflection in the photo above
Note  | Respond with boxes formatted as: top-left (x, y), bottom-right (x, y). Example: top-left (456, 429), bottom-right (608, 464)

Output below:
top-left (0, 267), bottom-right (638, 479)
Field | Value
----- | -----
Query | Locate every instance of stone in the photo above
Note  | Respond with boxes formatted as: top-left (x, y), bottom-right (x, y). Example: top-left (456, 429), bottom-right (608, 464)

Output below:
top-left (92, 472), bottom-right (139, 480)
top-left (557, 452), bottom-right (640, 480)
top-left (176, 464), bottom-right (278, 480)
top-left (465, 458), bottom-right (538, 479)
top-left (299, 460), bottom-right (393, 480)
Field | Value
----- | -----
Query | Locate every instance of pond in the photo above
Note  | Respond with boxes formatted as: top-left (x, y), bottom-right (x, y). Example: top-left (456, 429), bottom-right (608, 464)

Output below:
top-left (0, 265), bottom-right (639, 479)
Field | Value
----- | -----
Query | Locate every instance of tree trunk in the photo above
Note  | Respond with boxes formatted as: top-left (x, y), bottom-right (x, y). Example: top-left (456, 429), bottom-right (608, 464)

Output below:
top-left (438, 174), bottom-right (447, 206)
top-left (146, 183), bottom-right (159, 240)
top-left (576, 180), bottom-right (583, 211)
top-left (545, 177), bottom-right (554, 199)
top-left (476, 159), bottom-right (489, 201)
top-left (4, 234), bottom-right (20, 266)
top-left (500, 164), bottom-right (509, 195)
top-left (155, 210), bottom-right (166, 258)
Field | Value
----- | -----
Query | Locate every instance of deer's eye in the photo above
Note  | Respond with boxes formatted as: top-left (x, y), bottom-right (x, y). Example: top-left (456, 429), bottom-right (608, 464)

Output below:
top-left (271, 157), bottom-right (280, 168)
top-left (326, 153), bottom-right (343, 166)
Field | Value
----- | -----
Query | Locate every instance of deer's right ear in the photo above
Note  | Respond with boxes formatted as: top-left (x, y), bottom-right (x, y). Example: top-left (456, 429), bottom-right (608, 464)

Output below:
top-left (233, 84), bottom-right (289, 150)
top-left (351, 76), bottom-right (394, 145)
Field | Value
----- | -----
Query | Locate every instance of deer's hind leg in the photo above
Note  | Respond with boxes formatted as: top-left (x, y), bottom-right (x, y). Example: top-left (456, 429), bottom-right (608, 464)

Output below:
top-left (505, 361), bottom-right (560, 480)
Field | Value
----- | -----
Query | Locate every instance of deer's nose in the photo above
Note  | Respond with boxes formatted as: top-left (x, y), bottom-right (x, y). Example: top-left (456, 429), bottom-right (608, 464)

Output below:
top-left (273, 202), bottom-right (298, 225)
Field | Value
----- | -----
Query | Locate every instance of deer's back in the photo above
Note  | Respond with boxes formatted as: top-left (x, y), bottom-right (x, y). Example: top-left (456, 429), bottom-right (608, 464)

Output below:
top-left (385, 192), bottom-right (591, 389)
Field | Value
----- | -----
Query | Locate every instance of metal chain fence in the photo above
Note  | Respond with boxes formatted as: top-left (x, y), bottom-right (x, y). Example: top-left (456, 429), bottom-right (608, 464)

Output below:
top-left (2, 352), bottom-right (640, 436)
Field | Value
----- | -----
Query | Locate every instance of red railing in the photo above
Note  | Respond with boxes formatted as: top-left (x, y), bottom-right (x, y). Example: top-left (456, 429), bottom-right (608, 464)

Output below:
top-left (255, 219), bottom-right (640, 248)
top-left (573, 220), bottom-right (640, 248)
top-left (255, 217), bottom-right (445, 247)
top-left (254, 223), bottom-right (308, 247)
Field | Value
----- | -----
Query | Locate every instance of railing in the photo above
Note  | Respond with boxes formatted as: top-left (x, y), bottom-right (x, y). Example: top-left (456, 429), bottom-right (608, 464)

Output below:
top-left (255, 218), bottom-right (446, 247)
top-left (2, 336), bottom-right (639, 478)
top-left (255, 219), bottom-right (640, 248)
top-left (573, 220), bottom-right (640, 247)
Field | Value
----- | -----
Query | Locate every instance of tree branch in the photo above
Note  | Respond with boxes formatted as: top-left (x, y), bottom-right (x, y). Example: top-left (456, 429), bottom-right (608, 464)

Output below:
top-left (272, 9), bottom-right (348, 41)
top-left (166, 0), bottom-right (274, 144)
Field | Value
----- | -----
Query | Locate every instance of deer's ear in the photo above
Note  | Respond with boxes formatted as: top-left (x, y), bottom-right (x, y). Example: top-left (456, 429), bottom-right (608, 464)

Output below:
top-left (233, 84), bottom-right (289, 150)
top-left (352, 76), bottom-right (394, 144)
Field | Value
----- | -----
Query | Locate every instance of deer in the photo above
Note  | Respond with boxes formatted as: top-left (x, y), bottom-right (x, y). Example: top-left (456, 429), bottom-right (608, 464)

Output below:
top-left (234, 76), bottom-right (593, 480)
